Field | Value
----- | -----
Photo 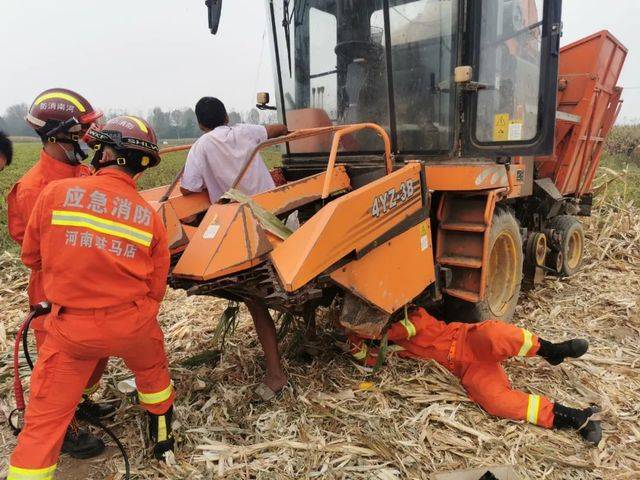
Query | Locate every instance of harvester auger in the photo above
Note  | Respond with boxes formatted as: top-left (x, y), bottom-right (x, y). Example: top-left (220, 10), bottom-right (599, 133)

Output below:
top-left (143, 0), bottom-right (627, 338)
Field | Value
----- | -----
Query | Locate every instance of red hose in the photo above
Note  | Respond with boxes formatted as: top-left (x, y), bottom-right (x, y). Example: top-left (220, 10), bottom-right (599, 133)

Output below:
top-left (13, 311), bottom-right (35, 412)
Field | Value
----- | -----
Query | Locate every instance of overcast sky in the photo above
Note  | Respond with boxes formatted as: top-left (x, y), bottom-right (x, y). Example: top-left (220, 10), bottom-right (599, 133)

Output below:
top-left (1, 0), bottom-right (639, 122)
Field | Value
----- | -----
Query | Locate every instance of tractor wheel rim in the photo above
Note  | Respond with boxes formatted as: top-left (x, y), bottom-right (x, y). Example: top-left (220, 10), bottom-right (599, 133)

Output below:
top-left (535, 234), bottom-right (547, 266)
top-left (487, 232), bottom-right (518, 317)
top-left (566, 230), bottom-right (583, 270)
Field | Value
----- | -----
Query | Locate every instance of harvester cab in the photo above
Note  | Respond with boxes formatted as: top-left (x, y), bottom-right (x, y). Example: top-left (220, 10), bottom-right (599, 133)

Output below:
top-left (267, 0), bottom-right (560, 171)
top-left (144, 0), bottom-right (626, 337)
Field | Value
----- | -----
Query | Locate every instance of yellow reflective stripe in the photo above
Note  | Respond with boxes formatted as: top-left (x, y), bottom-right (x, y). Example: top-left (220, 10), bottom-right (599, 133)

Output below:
top-left (352, 345), bottom-right (368, 360)
top-left (8, 464), bottom-right (57, 480)
top-left (124, 116), bottom-right (148, 133)
top-left (34, 92), bottom-right (85, 112)
top-left (52, 210), bottom-right (153, 247)
top-left (517, 329), bottom-right (534, 357)
top-left (158, 415), bottom-right (167, 442)
top-left (526, 394), bottom-right (541, 425)
top-left (138, 384), bottom-right (173, 405)
top-left (400, 318), bottom-right (417, 339)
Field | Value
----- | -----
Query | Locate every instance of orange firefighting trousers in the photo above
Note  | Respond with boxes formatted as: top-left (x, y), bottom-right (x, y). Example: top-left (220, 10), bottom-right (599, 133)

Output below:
top-left (9, 297), bottom-right (174, 478)
top-left (29, 292), bottom-right (107, 397)
top-left (350, 308), bottom-right (555, 429)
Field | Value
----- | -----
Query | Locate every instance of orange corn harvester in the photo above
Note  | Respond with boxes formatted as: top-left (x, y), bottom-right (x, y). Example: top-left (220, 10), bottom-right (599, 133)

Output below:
top-left (535, 31), bottom-right (628, 198)
top-left (142, 1), bottom-right (627, 337)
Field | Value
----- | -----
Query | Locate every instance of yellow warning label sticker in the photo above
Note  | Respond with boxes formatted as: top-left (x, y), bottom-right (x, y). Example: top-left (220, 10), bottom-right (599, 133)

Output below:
top-left (493, 113), bottom-right (510, 142)
top-left (420, 223), bottom-right (429, 251)
top-left (508, 121), bottom-right (523, 141)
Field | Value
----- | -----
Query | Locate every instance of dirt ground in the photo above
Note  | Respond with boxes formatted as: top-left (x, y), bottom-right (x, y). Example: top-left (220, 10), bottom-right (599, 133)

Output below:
top-left (0, 199), bottom-right (638, 480)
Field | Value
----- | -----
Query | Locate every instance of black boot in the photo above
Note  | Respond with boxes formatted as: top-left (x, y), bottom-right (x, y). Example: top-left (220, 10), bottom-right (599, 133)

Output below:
top-left (77, 396), bottom-right (119, 419)
top-left (61, 424), bottom-right (106, 459)
top-left (553, 403), bottom-right (602, 445)
top-left (538, 338), bottom-right (589, 365)
top-left (148, 406), bottom-right (175, 461)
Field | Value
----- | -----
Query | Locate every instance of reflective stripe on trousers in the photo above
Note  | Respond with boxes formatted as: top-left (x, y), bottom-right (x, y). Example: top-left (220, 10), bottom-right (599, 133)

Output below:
top-left (8, 464), bottom-right (57, 480)
top-left (517, 329), bottom-right (535, 357)
top-left (526, 394), bottom-right (542, 425)
top-left (138, 383), bottom-right (174, 405)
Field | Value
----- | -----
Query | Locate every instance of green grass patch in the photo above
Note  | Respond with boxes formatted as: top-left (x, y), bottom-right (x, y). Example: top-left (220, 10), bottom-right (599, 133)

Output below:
top-left (0, 143), bottom-right (41, 253)
top-left (599, 153), bottom-right (640, 204)
top-left (1, 143), bottom-right (283, 252)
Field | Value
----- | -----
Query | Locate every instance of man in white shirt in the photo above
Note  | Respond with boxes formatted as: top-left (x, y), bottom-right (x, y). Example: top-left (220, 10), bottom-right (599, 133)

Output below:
top-left (181, 97), bottom-right (286, 203)
top-left (181, 97), bottom-right (288, 400)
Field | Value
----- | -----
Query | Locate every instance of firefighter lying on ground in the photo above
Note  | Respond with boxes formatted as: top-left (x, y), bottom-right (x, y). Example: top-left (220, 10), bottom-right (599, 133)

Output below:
top-left (8, 116), bottom-right (175, 480)
top-left (349, 307), bottom-right (601, 445)
top-left (180, 96), bottom-right (289, 401)
top-left (6, 88), bottom-right (110, 458)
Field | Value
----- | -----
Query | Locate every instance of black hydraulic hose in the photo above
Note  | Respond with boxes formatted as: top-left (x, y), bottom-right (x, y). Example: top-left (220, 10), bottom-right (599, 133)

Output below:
top-left (21, 314), bottom-right (35, 370)
top-left (75, 408), bottom-right (131, 480)
top-left (18, 313), bottom-right (131, 480)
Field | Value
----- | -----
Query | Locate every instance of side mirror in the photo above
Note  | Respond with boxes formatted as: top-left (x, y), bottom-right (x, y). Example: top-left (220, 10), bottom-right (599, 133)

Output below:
top-left (256, 92), bottom-right (277, 111)
top-left (205, 0), bottom-right (222, 35)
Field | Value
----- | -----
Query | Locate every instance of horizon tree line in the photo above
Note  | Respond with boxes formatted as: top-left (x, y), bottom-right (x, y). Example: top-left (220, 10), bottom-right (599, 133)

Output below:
top-left (0, 104), bottom-right (277, 141)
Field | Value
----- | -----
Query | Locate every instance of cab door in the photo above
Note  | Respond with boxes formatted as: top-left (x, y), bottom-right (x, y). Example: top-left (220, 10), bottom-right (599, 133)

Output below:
top-left (462, 0), bottom-right (562, 157)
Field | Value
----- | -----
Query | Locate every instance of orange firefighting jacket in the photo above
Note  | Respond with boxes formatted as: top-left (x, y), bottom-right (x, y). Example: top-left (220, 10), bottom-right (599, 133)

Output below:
top-left (21, 168), bottom-right (170, 309)
top-left (387, 308), bottom-right (461, 370)
top-left (349, 308), bottom-right (461, 370)
top-left (7, 150), bottom-right (90, 246)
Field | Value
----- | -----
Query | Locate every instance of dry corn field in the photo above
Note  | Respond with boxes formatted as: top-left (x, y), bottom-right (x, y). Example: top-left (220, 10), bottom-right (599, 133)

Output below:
top-left (0, 194), bottom-right (638, 479)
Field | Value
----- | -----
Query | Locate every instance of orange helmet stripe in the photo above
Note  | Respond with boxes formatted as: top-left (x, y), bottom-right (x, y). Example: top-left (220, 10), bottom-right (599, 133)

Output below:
top-left (34, 92), bottom-right (86, 112)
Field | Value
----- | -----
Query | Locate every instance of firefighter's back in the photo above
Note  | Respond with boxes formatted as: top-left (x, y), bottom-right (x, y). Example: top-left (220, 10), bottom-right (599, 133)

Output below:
top-left (29, 168), bottom-right (164, 309)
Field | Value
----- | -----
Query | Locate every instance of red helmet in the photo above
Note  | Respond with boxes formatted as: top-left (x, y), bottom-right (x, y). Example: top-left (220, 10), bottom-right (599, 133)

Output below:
top-left (26, 88), bottom-right (102, 140)
top-left (85, 116), bottom-right (161, 170)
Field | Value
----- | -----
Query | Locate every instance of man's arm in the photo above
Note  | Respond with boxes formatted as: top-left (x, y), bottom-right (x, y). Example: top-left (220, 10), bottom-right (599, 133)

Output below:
top-left (7, 185), bottom-right (40, 246)
top-left (21, 188), bottom-right (47, 271)
top-left (264, 124), bottom-right (288, 139)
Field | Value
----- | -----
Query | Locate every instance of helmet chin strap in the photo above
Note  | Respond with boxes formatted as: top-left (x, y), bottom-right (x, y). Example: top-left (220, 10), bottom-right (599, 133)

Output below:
top-left (47, 136), bottom-right (88, 165)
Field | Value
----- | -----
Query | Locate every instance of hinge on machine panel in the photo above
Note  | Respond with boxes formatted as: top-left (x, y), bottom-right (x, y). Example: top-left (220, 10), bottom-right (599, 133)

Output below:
top-left (552, 22), bottom-right (563, 37)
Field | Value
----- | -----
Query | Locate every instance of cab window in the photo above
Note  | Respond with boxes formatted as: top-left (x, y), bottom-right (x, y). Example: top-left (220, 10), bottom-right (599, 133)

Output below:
top-left (474, 0), bottom-right (544, 144)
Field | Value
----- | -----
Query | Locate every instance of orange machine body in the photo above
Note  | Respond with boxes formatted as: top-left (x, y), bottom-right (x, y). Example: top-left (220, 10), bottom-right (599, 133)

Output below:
top-left (535, 31), bottom-right (628, 197)
top-left (141, 31), bottom-right (627, 337)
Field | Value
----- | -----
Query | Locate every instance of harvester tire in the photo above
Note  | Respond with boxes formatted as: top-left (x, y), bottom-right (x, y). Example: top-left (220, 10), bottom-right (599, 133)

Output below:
top-left (445, 209), bottom-right (523, 323)
top-left (547, 215), bottom-right (585, 277)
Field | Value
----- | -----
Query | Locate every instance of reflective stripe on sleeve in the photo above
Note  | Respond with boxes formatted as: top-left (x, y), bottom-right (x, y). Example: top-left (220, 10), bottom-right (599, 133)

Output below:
top-left (526, 394), bottom-right (541, 425)
top-left (517, 329), bottom-right (534, 357)
top-left (52, 210), bottom-right (153, 247)
top-left (8, 464), bottom-right (57, 480)
top-left (138, 384), bottom-right (173, 405)
top-left (399, 318), bottom-right (417, 339)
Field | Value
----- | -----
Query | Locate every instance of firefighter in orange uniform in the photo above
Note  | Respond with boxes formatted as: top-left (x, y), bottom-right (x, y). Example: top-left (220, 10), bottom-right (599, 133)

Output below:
top-left (8, 88), bottom-right (102, 305)
top-left (8, 116), bottom-right (175, 480)
top-left (349, 307), bottom-right (601, 445)
top-left (7, 88), bottom-right (110, 458)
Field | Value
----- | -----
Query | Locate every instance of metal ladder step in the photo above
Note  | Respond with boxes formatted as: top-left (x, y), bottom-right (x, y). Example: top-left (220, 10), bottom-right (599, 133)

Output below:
top-left (440, 222), bottom-right (487, 233)
top-left (439, 255), bottom-right (483, 269)
top-left (445, 288), bottom-right (482, 303)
